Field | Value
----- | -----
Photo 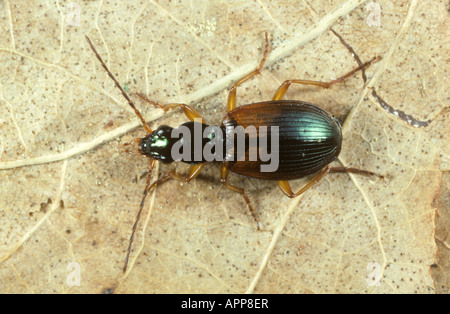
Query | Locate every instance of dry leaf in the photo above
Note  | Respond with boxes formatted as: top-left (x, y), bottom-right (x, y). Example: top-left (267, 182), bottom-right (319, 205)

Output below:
top-left (433, 172), bottom-right (450, 294)
top-left (0, 0), bottom-right (448, 293)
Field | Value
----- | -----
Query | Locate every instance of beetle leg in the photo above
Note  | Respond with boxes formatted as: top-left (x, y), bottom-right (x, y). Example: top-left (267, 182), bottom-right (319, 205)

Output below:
top-left (329, 166), bottom-right (384, 179)
top-left (277, 166), bottom-right (331, 198)
top-left (135, 92), bottom-right (206, 124)
top-left (168, 163), bottom-right (206, 182)
top-left (220, 165), bottom-right (261, 230)
top-left (272, 56), bottom-right (380, 100)
top-left (149, 163), bottom-right (206, 190)
top-left (227, 31), bottom-right (270, 112)
top-left (278, 165), bottom-right (384, 200)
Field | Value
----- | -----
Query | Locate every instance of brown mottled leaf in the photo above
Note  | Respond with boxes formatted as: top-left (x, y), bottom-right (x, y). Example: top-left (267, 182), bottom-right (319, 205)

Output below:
top-left (0, 0), bottom-right (447, 293)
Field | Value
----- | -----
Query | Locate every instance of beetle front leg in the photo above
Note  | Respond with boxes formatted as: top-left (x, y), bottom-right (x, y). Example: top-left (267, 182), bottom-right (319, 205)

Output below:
top-left (148, 163), bottom-right (206, 192)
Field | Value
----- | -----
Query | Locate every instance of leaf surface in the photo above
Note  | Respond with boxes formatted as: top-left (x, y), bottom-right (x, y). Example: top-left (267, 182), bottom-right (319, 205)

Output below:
top-left (0, 0), bottom-right (447, 293)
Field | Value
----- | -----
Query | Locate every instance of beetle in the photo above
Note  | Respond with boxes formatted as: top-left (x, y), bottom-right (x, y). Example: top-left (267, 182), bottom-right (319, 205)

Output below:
top-left (85, 32), bottom-right (382, 272)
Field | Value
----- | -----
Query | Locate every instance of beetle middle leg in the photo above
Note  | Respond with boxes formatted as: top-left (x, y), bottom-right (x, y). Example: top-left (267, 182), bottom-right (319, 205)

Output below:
top-left (136, 92), bottom-right (206, 124)
top-left (227, 31), bottom-right (270, 113)
top-left (272, 56), bottom-right (380, 101)
top-left (220, 165), bottom-right (261, 230)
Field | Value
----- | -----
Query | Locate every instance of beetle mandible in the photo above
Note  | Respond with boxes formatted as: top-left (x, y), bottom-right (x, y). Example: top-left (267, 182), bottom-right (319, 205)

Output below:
top-left (85, 32), bottom-right (382, 272)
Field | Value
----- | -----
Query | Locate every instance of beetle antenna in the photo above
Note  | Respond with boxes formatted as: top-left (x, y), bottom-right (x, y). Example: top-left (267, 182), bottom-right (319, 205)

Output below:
top-left (123, 158), bottom-right (157, 273)
top-left (330, 28), bottom-right (379, 84)
top-left (85, 35), bottom-right (152, 134)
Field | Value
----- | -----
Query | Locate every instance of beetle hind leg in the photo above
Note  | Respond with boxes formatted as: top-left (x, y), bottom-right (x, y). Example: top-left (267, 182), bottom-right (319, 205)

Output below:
top-left (278, 166), bottom-right (384, 199)
top-left (272, 56), bottom-right (380, 101)
top-left (277, 166), bottom-right (331, 198)
top-left (329, 166), bottom-right (384, 179)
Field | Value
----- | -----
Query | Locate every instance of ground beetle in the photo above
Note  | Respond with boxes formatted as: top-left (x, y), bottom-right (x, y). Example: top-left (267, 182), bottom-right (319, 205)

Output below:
top-left (85, 32), bottom-right (382, 272)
